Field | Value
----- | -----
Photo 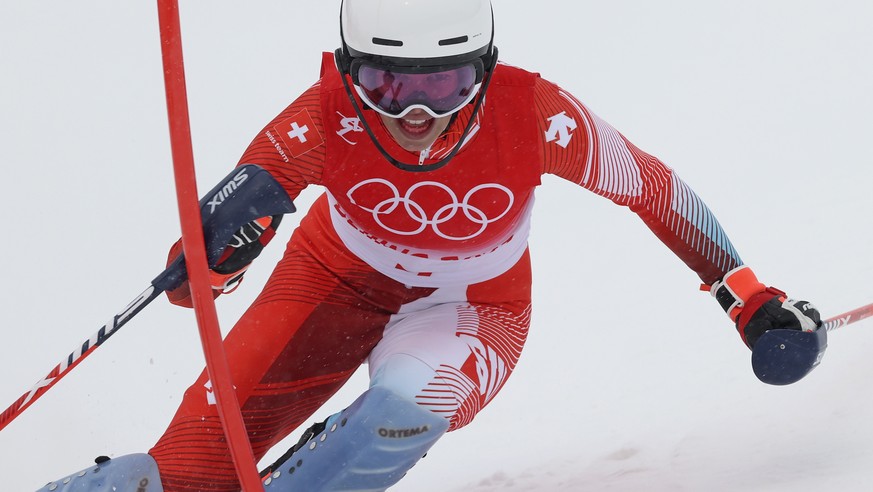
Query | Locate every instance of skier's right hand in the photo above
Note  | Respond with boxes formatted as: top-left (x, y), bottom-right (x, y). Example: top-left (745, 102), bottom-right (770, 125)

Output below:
top-left (708, 266), bottom-right (821, 349)
top-left (166, 215), bottom-right (282, 307)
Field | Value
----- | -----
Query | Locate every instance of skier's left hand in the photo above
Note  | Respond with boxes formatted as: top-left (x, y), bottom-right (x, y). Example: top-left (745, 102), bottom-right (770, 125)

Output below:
top-left (709, 266), bottom-right (821, 349)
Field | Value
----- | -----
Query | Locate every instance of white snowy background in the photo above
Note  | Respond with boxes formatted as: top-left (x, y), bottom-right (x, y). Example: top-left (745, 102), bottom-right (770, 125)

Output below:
top-left (2, 1), bottom-right (872, 491)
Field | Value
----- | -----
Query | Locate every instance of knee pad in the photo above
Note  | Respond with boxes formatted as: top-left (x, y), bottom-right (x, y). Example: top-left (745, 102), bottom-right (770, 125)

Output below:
top-left (262, 386), bottom-right (449, 492)
top-left (36, 453), bottom-right (162, 492)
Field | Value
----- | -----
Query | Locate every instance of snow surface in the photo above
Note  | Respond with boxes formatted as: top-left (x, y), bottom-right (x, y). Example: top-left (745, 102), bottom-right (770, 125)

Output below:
top-left (2, 2), bottom-right (872, 491)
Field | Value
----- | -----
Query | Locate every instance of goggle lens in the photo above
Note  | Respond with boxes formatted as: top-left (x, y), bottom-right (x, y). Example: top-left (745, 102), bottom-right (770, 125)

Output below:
top-left (354, 63), bottom-right (480, 118)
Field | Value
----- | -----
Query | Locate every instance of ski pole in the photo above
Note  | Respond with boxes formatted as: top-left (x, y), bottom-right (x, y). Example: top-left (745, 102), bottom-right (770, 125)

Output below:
top-left (821, 301), bottom-right (873, 332)
top-left (0, 164), bottom-right (295, 433)
top-left (0, 278), bottom-right (167, 432)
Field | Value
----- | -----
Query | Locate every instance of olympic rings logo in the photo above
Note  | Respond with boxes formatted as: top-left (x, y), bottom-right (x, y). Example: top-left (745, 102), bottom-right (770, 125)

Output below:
top-left (346, 179), bottom-right (515, 240)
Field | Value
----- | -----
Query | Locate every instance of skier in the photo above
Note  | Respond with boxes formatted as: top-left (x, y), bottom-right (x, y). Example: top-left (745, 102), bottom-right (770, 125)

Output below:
top-left (38, 0), bottom-right (822, 491)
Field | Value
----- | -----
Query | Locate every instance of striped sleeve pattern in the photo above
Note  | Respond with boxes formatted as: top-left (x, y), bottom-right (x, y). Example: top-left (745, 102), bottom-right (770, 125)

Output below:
top-left (536, 78), bottom-right (741, 284)
top-left (236, 80), bottom-right (326, 199)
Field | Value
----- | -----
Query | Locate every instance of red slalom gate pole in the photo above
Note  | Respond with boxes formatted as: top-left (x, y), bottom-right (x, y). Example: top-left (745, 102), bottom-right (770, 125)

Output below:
top-left (156, 2), bottom-right (263, 490)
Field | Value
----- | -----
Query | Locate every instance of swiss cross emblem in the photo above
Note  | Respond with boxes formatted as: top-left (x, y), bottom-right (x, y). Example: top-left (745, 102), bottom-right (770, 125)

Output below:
top-left (273, 109), bottom-right (324, 157)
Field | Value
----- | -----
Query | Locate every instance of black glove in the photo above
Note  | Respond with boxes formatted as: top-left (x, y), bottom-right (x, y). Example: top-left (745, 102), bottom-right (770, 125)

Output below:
top-left (212, 214), bottom-right (283, 277)
top-left (709, 266), bottom-right (821, 348)
top-left (166, 214), bottom-right (282, 307)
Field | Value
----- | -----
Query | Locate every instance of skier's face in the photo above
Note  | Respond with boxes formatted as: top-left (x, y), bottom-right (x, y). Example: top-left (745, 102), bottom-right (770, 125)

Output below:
top-left (380, 109), bottom-right (452, 152)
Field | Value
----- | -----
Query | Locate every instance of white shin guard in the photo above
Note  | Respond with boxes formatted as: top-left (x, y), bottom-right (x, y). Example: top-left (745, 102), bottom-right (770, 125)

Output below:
top-left (262, 386), bottom-right (449, 492)
top-left (36, 453), bottom-right (162, 492)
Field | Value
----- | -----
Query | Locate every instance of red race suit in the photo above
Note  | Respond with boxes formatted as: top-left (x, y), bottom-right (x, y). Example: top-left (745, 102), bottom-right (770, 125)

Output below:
top-left (150, 53), bottom-right (742, 491)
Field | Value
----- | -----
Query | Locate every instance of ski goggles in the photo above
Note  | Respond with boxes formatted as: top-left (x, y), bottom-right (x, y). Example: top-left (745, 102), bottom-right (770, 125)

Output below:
top-left (349, 58), bottom-right (485, 119)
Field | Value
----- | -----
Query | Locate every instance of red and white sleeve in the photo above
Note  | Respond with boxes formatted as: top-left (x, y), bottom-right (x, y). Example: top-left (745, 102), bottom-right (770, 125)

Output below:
top-left (535, 77), bottom-right (742, 285)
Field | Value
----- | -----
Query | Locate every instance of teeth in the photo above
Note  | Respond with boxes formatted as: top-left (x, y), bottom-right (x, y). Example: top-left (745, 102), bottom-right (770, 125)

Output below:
top-left (404, 119), bottom-right (426, 125)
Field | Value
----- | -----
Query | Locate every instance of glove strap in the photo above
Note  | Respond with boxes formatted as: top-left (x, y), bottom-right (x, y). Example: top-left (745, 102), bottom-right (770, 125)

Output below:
top-left (209, 266), bottom-right (250, 294)
top-left (708, 266), bottom-right (768, 321)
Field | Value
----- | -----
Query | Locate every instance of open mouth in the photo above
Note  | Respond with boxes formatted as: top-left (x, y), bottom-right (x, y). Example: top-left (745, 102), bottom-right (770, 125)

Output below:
top-left (398, 117), bottom-right (435, 138)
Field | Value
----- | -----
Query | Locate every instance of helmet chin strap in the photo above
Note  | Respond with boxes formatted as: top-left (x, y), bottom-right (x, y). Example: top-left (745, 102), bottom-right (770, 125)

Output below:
top-left (337, 47), bottom-right (499, 173)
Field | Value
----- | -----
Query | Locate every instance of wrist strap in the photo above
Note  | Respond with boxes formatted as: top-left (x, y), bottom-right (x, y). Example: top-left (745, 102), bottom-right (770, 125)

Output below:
top-left (709, 266), bottom-right (767, 320)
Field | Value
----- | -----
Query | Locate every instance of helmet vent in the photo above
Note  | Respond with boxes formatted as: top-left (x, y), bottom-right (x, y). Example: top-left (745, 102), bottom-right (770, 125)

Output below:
top-left (372, 37), bottom-right (403, 47)
top-left (438, 35), bottom-right (469, 46)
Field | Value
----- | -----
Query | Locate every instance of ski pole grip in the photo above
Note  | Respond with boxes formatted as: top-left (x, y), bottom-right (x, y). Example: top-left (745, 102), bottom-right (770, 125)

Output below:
top-left (152, 255), bottom-right (187, 292)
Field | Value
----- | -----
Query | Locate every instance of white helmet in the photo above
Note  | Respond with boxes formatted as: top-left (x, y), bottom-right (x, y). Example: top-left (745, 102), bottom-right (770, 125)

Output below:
top-left (339, 0), bottom-right (494, 62)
